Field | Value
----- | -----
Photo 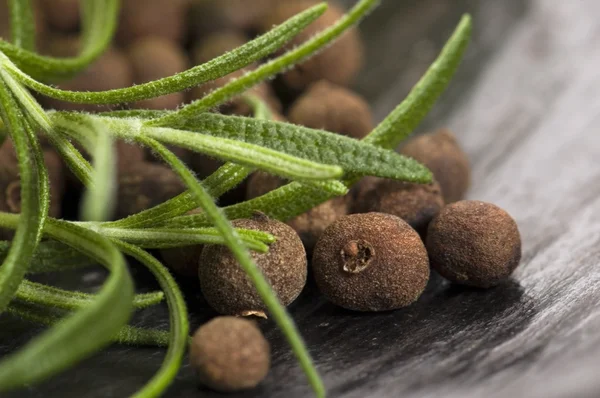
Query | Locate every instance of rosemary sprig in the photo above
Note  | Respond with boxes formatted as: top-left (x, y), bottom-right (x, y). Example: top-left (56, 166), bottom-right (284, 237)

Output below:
top-left (0, 0), bottom-right (473, 396)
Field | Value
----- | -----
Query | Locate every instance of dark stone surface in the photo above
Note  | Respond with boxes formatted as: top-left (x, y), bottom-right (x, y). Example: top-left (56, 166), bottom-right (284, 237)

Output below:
top-left (3, 0), bottom-right (600, 397)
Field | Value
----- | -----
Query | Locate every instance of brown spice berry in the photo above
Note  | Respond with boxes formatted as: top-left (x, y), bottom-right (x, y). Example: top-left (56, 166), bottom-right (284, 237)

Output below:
top-left (117, 0), bottom-right (187, 45)
top-left (259, 0), bottom-right (363, 90)
top-left (161, 244), bottom-right (204, 278)
top-left (246, 171), bottom-right (348, 252)
top-left (351, 176), bottom-right (445, 236)
top-left (426, 200), bottom-right (522, 288)
top-left (115, 162), bottom-right (186, 220)
top-left (39, 0), bottom-right (80, 32)
top-left (199, 213), bottom-right (307, 317)
top-left (127, 36), bottom-right (189, 110)
top-left (188, 0), bottom-right (274, 38)
top-left (288, 80), bottom-right (373, 139)
top-left (190, 316), bottom-right (270, 392)
top-left (400, 128), bottom-right (471, 203)
top-left (312, 212), bottom-right (430, 311)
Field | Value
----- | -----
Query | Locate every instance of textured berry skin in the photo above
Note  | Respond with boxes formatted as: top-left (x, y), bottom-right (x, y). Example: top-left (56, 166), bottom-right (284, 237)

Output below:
top-left (190, 317), bottom-right (270, 392)
top-left (313, 212), bottom-right (430, 312)
top-left (288, 80), bottom-right (373, 140)
top-left (199, 214), bottom-right (307, 316)
top-left (401, 129), bottom-right (471, 203)
top-left (426, 200), bottom-right (522, 288)
top-left (352, 176), bottom-right (445, 237)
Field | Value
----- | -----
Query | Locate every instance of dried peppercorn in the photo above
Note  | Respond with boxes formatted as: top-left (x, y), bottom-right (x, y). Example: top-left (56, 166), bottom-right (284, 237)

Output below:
top-left (426, 200), bottom-right (522, 288)
top-left (312, 212), bottom-right (430, 311)
top-left (351, 176), bottom-right (444, 236)
top-left (198, 213), bottom-right (307, 317)
top-left (190, 316), bottom-right (270, 392)
top-left (117, 0), bottom-right (187, 45)
top-left (288, 80), bottom-right (373, 139)
top-left (400, 128), bottom-right (471, 203)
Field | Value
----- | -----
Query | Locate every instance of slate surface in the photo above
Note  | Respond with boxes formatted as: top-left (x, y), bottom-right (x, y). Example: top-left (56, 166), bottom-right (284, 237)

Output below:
top-left (2, 0), bottom-right (600, 397)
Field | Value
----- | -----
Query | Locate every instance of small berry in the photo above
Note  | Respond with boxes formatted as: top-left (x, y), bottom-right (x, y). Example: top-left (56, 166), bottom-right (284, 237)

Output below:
top-left (351, 176), bottom-right (444, 236)
top-left (312, 212), bottom-right (430, 311)
top-left (199, 213), bottom-right (307, 317)
top-left (426, 200), bottom-right (522, 288)
top-left (117, 0), bottom-right (187, 45)
top-left (400, 128), bottom-right (471, 203)
top-left (39, 0), bottom-right (79, 32)
top-left (190, 316), bottom-right (270, 392)
top-left (288, 80), bottom-right (373, 139)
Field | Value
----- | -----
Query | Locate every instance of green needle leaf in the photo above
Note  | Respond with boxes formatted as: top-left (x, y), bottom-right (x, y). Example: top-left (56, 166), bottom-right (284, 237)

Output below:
top-left (0, 216), bottom-right (134, 392)
top-left (208, 13), bottom-right (473, 225)
top-left (179, 114), bottom-right (432, 182)
top-left (98, 226), bottom-right (272, 252)
top-left (364, 14), bottom-right (473, 149)
top-left (112, 242), bottom-right (189, 398)
top-left (0, 0), bottom-right (119, 81)
top-left (16, 279), bottom-right (164, 311)
top-left (0, 240), bottom-right (98, 273)
top-left (80, 124), bottom-right (116, 221)
top-left (7, 301), bottom-right (171, 347)
top-left (4, 3), bottom-right (327, 102)
top-left (0, 78), bottom-right (43, 314)
top-left (8, 0), bottom-right (36, 51)
top-left (142, 125), bottom-right (344, 181)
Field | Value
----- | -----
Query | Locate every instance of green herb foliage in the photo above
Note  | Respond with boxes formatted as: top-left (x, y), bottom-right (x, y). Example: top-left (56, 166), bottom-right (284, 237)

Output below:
top-left (0, 0), bottom-right (471, 396)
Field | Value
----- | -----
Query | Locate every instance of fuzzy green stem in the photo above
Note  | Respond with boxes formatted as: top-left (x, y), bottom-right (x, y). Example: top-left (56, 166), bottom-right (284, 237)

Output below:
top-left (113, 241), bottom-right (189, 398)
top-left (7, 301), bottom-right (170, 347)
top-left (7, 0), bottom-right (36, 51)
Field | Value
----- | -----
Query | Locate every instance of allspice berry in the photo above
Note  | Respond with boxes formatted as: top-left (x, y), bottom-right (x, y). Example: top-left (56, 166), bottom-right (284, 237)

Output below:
top-left (190, 316), bottom-right (270, 392)
top-left (312, 212), bottom-right (430, 311)
top-left (115, 162), bottom-right (186, 220)
top-left (117, 0), bottom-right (187, 45)
top-left (39, 0), bottom-right (80, 32)
top-left (246, 171), bottom-right (348, 252)
top-left (161, 244), bottom-right (204, 278)
top-left (288, 80), bottom-right (373, 139)
top-left (199, 213), bottom-right (307, 317)
top-left (188, 0), bottom-right (274, 38)
top-left (426, 200), bottom-right (522, 288)
top-left (128, 37), bottom-right (189, 110)
top-left (259, 0), bottom-right (363, 90)
top-left (400, 128), bottom-right (471, 203)
top-left (351, 176), bottom-right (444, 236)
